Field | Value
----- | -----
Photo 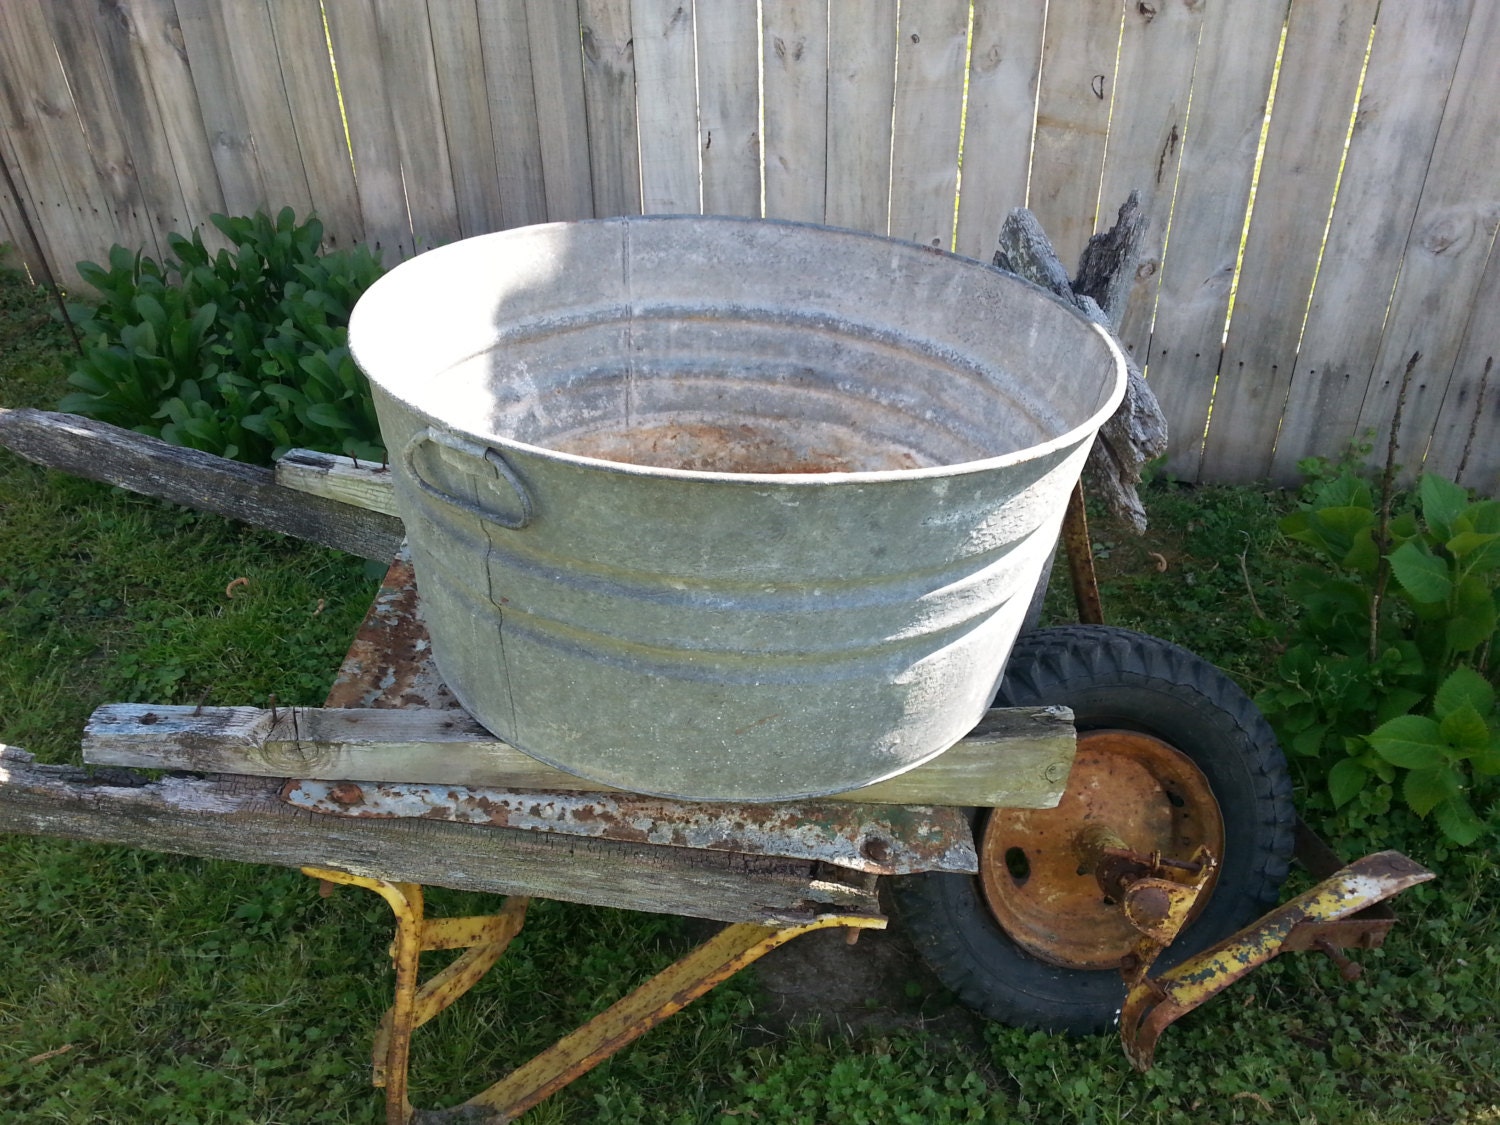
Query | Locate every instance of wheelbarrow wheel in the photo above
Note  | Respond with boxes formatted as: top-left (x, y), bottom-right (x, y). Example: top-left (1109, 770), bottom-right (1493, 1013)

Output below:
top-left (891, 625), bottom-right (1295, 1035)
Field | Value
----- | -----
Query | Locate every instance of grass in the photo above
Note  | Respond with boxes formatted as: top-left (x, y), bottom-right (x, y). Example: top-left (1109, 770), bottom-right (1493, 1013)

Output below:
top-left (1, 264), bottom-right (1497, 1122)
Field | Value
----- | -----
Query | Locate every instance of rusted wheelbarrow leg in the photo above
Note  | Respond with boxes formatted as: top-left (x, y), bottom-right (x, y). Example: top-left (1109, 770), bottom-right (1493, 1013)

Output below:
top-left (1120, 850), bottom-right (1434, 1068)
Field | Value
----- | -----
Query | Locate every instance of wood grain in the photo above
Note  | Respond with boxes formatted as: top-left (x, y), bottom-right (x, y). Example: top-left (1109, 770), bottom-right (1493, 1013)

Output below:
top-left (633, 0), bottom-right (701, 214)
top-left (0, 747), bottom-right (876, 925)
top-left (825, 0), bottom-right (897, 234)
top-left (696, 1), bottom-right (761, 218)
top-left (82, 702), bottom-right (1076, 810)
top-left (579, 0), bottom-right (642, 219)
top-left (0, 409), bottom-right (403, 562)
top-left (887, 0), bottom-right (969, 249)
top-left (762, 0), bottom-right (827, 224)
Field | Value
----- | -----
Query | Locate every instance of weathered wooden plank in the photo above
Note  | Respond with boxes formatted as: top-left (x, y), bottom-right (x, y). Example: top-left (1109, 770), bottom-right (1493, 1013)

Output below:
top-left (370, 0), bottom-right (461, 251)
top-left (887, 0), bottom-right (969, 249)
top-left (119, 0), bottom-right (227, 243)
top-left (579, 0), bottom-right (642, 219)
top-left (281, 779), bottom-right (978, 876)
top-left (0, 409), bottom-right (404, 562)
top-left (1204, 0), bottom-right (1380, 483)
top-left (0, 4), bottom-right (122, 284)
top-left (825, 0), bottom-right (896, 234)
top-left (427, 0), bottom-right (505, 238)
top-left (1025, 0), bottom-right (1121, 268)
top-left (1434, 242), bottom-right (1500, 493)
top-left (0, 111), bottom-right (57, 282)
top-left (1349, 0), bottom-right (1500, 483)
top-left (1136, 0), bottom-right (1284, 479)
top-left (1268, 0), bottom-right (1474, 485)
top-left (173, 0), bottom-right (268, 217)
top-left (275, 448), bottom-right (400, 517)
top-left (476, 0), bottom-right (549, 229)
top-left (696, 0), bottom-right (761, 218)
top-left (526, 0), bottom-right (595, 222)
top-left (82, 702), bottom-right (1076, 810)
top-left (951, 0), bottom-right (1045, 259)
top-left (1099, 0), bottom-right (1205, 358)
top-left (762, 0), bottom-right (828, 224)
top-left (218, 0), bottom-right (315, 218)
top-left (266, 0), bottom-right (365, 250)
top-left (45, 0), bottom-right (163, 259)
top-left (0, 747), bottom-right (876, 925)
top-left (633, 0), bottom-right (701, 214)
top-left (324, 0), bottom-right (414, 261)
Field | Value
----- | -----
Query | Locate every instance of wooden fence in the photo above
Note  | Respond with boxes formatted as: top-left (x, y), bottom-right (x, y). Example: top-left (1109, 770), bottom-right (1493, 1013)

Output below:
top-left (1, 0), bottom-right (1496, 492)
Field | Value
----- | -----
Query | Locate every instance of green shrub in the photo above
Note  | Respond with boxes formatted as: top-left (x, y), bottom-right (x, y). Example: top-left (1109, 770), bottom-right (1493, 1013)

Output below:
top-left (1257, 464), bottom-right (1500, 845)
top-left (59, 208), bottom-right (385, 465)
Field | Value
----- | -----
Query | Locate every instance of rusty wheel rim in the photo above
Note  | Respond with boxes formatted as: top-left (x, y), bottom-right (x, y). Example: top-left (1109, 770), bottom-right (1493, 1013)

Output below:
top-left (979, 729), bottom-right (1226, 970)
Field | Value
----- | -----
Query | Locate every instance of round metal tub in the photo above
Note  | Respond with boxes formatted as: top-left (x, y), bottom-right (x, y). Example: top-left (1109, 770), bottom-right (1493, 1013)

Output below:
top-left (349, 216), bottom-right (1127, 802)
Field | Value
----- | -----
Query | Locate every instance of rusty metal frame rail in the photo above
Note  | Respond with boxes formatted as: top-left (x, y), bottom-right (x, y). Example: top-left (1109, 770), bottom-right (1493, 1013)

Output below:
top-left (303, 865), bottom-right (884, 1124)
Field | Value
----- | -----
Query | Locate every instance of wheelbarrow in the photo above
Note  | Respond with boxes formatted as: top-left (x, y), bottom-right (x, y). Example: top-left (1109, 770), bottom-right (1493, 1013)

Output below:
top-left (0, 216), bottom-right (1432, 1123)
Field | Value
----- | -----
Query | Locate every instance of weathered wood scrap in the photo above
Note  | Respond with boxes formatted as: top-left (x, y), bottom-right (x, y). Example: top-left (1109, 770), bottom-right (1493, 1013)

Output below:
top-left (0, 409), bottom-right (404, 561)
top-left (83, 702), bottom-right (1077, 810)
top-left (0, 746), bottom-right (877, 925)
top-left (993, 197), bottom-right (1167, 532)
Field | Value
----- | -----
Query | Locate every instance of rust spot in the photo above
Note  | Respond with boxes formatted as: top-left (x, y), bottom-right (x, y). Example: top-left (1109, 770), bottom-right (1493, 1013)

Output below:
top-left (554, 420), bottom-right (921, 473)
top-left (138, 712), bottom-right (158, 725)
top-left (328, 782), bottom-right (364, 806)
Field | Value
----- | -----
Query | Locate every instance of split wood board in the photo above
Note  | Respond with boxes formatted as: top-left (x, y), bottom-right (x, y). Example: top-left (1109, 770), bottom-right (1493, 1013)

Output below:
top-left (83, 703), bottom-right (1077, 811)
top-left (0, 747), bottom-right (877, 927)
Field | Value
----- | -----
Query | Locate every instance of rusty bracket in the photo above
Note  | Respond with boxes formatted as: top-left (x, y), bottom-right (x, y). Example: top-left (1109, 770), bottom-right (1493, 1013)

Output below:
top-left (302, 865), bottom-right (883, 1124)
top-left (1060, 480), bottom-right (1105, 625)
top-left (1118, 849), bottom-right (1434, 1069)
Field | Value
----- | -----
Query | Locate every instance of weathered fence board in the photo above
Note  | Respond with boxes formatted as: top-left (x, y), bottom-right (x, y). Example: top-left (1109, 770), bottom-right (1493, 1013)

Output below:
top-left (824, 0), bottom-right (896, 234)
top-left (1026, 0), bottom-right (1120, 269)
top-left (2, 3), bottom-right (1497, 493)
top-left (525, 0), bottom-right (594, 223)
top-left (1269, 0), bottom-right (1477, 484)
top-left (1137, 0), bottom-right (1284, 479)
top-left (45, 0), bottom-right (164, 260)
top-left (634, 0), bottom-right (701, 215)
top-left (428, 0), bottom-right (506, 240)
top-left (762, 0), bottom-right (827, 224)
top-left (951, 1), bottom-right (1043, 261)
top-left (579, 0), bottom-right (643, 219)
top-left (1099, 0), bottom-right (1205, 358)
top-left (0, 4), bottom-right (119, 284)
top-left (887, 0), bottom-right (969, 249)
top-left (1351, 0), bottom-right (1500, 481)
top-left (697, 1), bottom-right (763, 218)
top-left (1205, 0), bottom-right (1379, 481)
top-left (266, 0), bottom-right (364, 251)
top-left (476, 0), bottom-right (549, 231)
top-left (323, 0), bottom-right (413, 261)
top-left (119, 0), bottom-right (226, 243)
top-left (1435, 246), bottom-right (1500, 494)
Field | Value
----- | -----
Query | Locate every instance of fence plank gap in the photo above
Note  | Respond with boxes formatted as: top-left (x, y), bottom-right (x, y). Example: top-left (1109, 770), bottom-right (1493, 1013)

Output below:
top-left (1140, 0), bottom-right (1284, 480)
top-left (1203, 0), bottom-right (1379, 483)
top-left (1269, 0), bottom-right (1476, 484)
top-left (952, 1), bottom-right (1045, 261)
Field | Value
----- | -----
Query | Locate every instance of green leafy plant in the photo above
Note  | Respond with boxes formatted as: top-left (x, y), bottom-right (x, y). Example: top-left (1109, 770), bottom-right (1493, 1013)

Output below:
top-left (1258, 465), bottom-right (1500, 844)
top-left (59, 208), bottom-right (384, 465)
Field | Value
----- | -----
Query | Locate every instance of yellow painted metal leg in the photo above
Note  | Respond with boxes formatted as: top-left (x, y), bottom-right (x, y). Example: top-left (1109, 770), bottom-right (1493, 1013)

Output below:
top-left (456, 914), bottom-right (886, 1122)
top-left (303, 866), bottom-right (882, 1124)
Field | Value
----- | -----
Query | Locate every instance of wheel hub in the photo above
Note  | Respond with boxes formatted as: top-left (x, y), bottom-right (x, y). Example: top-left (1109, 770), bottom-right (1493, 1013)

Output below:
top-left (978, 729), bottom-right (1225, 971)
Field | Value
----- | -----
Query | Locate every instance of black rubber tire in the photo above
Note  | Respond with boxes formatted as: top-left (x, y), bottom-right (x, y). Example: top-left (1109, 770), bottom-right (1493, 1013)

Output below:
top-left (891, 625), bottom-right (1295, 1036)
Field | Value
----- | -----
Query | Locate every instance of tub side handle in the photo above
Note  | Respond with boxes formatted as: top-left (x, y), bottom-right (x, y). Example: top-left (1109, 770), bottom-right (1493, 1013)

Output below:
top-left (401, 428), bottom-right (534, 530)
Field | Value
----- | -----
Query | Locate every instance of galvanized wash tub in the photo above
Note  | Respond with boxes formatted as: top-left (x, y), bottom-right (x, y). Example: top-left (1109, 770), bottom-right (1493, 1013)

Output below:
top-left (348, 217), bottom-right (1127, 802)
